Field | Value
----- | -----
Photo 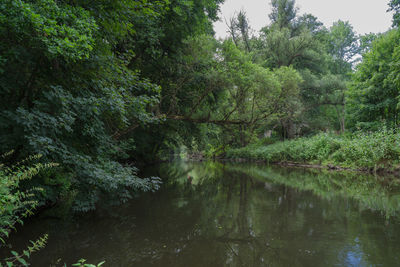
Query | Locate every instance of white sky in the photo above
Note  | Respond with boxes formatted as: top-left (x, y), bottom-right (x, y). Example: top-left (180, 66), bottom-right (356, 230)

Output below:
top-left (214, 0), bottom-right (394, 38)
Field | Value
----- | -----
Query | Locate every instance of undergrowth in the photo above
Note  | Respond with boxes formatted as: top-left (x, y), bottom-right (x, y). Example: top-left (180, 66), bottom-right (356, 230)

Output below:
top-left (226, 130), bottom-right (400, 170)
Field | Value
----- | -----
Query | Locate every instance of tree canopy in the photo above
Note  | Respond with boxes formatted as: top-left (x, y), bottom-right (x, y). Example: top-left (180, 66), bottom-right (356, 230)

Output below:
top-left (0, 0), bottom-right (398, 209)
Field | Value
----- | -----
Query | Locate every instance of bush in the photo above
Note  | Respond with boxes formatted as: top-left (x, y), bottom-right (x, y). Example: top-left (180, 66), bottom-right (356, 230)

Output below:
top-left (0, 152), bottom-right (57, 266)
top-left (226, 130), bottom-right (400, 170)
top-left (0, 152), bottom-right (105, 266)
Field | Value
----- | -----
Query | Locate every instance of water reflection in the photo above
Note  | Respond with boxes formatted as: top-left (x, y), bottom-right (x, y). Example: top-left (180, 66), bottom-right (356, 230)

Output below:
top-left (3, 161), bottom-right (400, 266)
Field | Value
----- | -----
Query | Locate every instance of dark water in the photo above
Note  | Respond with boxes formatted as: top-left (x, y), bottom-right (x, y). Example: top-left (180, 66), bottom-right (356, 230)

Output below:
top-left (4, 161), bottom-right (400, 266)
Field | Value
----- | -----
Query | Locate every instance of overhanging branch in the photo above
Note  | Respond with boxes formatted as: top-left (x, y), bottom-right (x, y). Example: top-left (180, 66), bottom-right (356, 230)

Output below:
top-left (165, 115), bottom-right (250, 125)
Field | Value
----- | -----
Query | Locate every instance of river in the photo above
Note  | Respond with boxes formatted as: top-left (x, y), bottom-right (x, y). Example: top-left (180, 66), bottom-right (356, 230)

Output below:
top-left (4, 161), bottom-right (400, 266)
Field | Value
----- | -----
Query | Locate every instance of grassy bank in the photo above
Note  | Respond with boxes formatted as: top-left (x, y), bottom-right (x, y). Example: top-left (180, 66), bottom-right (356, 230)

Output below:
top-left (226, 131), bottom-right (400, 171)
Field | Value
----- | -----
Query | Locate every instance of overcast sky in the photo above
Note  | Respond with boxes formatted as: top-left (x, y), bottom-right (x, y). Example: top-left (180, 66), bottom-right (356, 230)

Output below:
top-left (214, 0), bottom-right (394, 38)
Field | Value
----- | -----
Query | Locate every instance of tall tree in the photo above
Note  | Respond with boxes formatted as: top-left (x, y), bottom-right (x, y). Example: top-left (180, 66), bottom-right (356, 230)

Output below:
top-left (236, 10), bottom-right (252, 52)
top-left (255, 0), bottom-right (333, 136)
top-left (327, 20), bottom-right (359, 74)
top-left (320, 20), bottom-right (360, 132)
top-left (269, 0), bottom-right (298, 31)
top-left (297, 14), bottom-right (325, 35)
top-left (226, 10), bottom-right (252, 52)
top-left (389, 0), bottom-right (400, 27)
top-left (347, 29), bottom-right (400, 130)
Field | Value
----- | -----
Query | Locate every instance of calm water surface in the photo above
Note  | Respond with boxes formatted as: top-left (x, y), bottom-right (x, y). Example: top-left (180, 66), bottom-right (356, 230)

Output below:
top-left (4, 161), bottom-right (400, 266)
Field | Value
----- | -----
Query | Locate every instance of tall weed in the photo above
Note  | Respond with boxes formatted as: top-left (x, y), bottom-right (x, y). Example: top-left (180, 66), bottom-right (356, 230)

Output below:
top-left (226, 130), bottom-right (400, 169)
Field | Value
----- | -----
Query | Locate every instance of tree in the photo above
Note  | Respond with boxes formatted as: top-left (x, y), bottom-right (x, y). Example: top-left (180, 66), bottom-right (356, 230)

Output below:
top-left (269, 0), bottom-right (298, 31)
top-left (0, 0), bottom-right (225, 210)
top-left (318, 75), bottom-right (347, 132)
top-left (327, 20), bottom-right (360, 74)
top-left (313, 20), bottom-right (360, 133)
top-left (347, 29), bottom-right (400, 130)
top-left (258, 26), bottom-right (315, 68)
top-left (255, 0), bottom-right (334, 135)
top-left (297, 14), bottom-right (325, 35)
top-left (388, 0), bottom-right (400, 27)
top-left (236, 10), bottom-right (252, 52)
top-left (273, 67), bottom-right (304, 138)
top-left (226, 10), bottom-right (253, 52)
top-left (359, 33), bottom-right (381, 55)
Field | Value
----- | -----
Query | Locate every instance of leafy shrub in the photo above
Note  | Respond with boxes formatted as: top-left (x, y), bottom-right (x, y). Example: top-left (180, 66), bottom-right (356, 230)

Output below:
top-left (226, 130), bottom-right (400, 170)
top-left (0, 152), bottom-right (105, 266)
top-left (0, 151), bottom-right (57, 266)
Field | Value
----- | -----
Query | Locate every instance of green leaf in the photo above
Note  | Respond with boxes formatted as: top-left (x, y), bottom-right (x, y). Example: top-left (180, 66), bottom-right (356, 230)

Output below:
top-left (17, 257), bottom-right (28, 266)
top-left (23, 250), bottom-right (30, 258)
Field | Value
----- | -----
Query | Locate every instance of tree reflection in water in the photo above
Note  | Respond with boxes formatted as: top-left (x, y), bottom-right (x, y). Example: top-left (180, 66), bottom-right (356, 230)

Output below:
top-left (4, 161), bottom-right (400, 266)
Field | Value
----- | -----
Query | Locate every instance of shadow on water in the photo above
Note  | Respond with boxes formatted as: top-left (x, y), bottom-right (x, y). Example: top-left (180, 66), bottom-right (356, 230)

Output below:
top-left (2, 161), bottom-right (400, 266)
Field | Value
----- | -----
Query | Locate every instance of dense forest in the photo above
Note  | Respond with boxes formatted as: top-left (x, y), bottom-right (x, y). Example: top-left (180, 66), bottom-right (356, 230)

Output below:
top-left (1, 0), bottom-right (400, 265)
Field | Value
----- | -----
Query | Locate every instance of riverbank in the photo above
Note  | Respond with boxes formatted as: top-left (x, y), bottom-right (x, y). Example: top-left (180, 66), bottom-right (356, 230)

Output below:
top-left (225, 131), bottom-right (400, 174)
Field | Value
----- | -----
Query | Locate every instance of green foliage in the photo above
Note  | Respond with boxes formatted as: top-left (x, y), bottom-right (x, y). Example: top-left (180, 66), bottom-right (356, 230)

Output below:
top-left (0, 0), bottom-right (169, 209)
top-left (359, 33), bottom-right (380, 55)
top-left (269, 0), bottom-right (298, 30)
top-left (0, 153), bottom-right (57, 238)
top-left (347, 29), bottom-right (400, 130)
top-left (258, 26), bottom-right (316, 68)
top-left (162, 0), bottom-right (366, 152)
top-left (251, 1), bottom-right (359, 136)
top-left (0, 235), bottom-right (49, 267)
top-left (72, 259), bottom-right (105, 267)
top-left (389, 0), bottom-right (400, 27)
top-left (327, 20), bottom-right (359, 73)
top-left (204, 144), bottom-right (226, 158)
top-left (227, 130), bottom-right (400, 170)
top-left (233, 10), bottom-right (252, 52)
top-left (0, 0), bottom-right (97, 62)
top-left (0, 152), bottom-right (55, 267)
top-left (149, 32), bottom-right (305, 148)
top-left (0, 153), bottom-right (102, 266)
